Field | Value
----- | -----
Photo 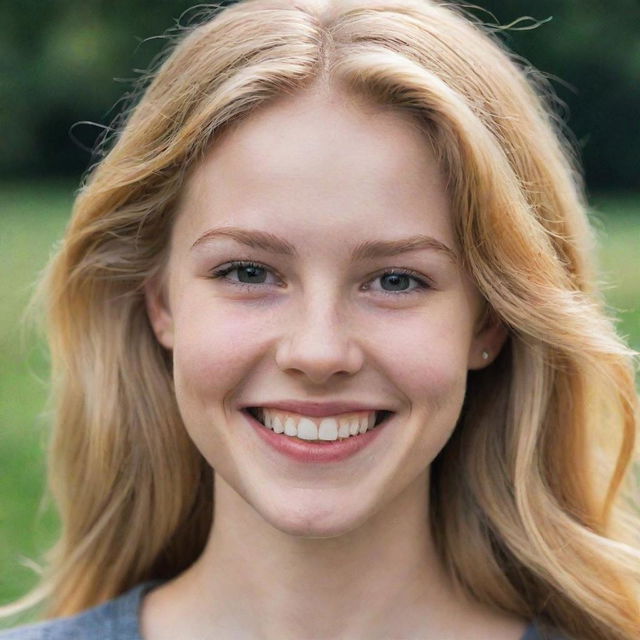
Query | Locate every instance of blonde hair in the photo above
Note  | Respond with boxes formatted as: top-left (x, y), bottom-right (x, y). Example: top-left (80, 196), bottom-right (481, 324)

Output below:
top-left (4, 1), bottom-right (639, 638)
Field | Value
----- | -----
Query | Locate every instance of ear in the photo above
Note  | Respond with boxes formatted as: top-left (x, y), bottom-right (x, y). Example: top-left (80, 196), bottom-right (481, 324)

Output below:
top-left (467, 304), bottom-right (508, 370)
top-left (144, 275), bottom-right (174, 350)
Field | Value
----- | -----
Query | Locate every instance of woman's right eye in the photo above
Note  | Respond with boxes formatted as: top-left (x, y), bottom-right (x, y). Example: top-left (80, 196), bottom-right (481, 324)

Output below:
top-left (209, 261), bottom-right (282, 288)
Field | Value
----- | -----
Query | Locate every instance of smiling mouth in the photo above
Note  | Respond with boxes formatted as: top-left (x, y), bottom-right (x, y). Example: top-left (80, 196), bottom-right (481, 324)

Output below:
top-left (246, 408), bottom-right (393, 443)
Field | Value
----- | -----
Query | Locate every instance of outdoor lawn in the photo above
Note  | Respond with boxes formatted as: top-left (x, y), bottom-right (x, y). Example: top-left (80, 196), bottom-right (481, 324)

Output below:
top-left (1, 183), bottom-right (638, 624)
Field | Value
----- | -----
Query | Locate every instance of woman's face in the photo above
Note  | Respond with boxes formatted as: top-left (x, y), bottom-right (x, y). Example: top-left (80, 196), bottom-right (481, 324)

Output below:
top-left (146, 86), bottom-right (504, 537)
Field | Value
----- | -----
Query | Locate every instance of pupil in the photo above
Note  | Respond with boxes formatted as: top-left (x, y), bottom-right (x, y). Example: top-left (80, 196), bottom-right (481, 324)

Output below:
top-left (382, 273), bottom-right (409, 291)
top-left (239, 266), bottom-right (266, 283)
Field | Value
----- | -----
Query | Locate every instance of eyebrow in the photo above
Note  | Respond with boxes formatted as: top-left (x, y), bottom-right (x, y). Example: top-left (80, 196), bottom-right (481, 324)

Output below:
top-left (191, 226), bottom-right (458, 263)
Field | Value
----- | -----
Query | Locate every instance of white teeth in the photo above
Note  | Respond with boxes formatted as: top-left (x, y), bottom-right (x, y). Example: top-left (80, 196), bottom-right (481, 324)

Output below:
top-left (318, 418), bottom-right (338, 441)
top-left (272, 415), bottom-right (285, 434)
top-left (255, 408), bottom-right (385, 442)
top-left (284, 416), bottom-right (297, 436)
top-left (297, 417), bottom-right (318, 441)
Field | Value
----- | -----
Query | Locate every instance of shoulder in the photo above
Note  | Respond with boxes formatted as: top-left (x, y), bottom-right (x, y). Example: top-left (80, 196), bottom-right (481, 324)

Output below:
top-left (0, 581), bottom-right (162, 640)
top-left (0, 605), bottom-right (113, 640)
top-left (0, 612), bottom-right (97, 640)
top-left (524, 618), bottom-right (574, 640)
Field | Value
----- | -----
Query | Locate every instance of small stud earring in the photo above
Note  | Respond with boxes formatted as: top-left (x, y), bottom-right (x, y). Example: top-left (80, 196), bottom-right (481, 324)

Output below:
top-left (481, 350), bottom-right (489, 360)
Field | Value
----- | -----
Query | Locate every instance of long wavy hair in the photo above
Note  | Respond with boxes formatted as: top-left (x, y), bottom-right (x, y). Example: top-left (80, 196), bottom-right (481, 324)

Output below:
top-left (4, 1), bottom-right (639, 638)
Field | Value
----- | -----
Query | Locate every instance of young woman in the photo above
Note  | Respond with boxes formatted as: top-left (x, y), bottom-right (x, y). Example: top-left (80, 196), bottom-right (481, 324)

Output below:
top-left (2, 0), bottom-right (639, 638)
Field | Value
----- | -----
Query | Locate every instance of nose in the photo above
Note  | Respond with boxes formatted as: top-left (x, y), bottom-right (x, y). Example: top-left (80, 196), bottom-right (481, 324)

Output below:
top-left (274, 292), bottom-right (364, 385)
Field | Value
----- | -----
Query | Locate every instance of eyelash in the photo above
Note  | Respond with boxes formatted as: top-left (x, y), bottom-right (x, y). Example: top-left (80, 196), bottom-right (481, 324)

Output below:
top-left (209, 260), bottom-right (431, 296)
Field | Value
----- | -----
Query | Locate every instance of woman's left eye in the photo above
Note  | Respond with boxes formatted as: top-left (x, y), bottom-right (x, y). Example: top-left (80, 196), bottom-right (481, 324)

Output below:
top-left (209, 261), bottom-right (430, 295)
top-left (364, 270), bottom-right (430, 295)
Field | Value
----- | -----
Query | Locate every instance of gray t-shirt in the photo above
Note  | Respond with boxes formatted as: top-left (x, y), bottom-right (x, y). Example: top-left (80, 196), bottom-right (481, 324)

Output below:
top-left (0, 581), bottom-right (567, 639)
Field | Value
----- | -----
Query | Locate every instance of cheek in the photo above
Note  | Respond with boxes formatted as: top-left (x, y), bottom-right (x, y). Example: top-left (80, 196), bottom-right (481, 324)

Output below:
top-left (373, 308), bottom-right (472, 410)
top-left (376, 312), bottom-right (472, 474)
top-left (171, 298), bottom-right (269, 412)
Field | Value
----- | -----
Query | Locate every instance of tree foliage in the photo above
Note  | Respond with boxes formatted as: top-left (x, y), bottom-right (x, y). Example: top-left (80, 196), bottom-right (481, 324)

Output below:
top-left (2, 0), bottom-right (638, 189)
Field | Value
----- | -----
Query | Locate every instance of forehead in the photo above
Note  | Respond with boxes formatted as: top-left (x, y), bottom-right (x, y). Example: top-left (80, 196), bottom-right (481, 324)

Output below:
top-left (177, 86), bottom-right (454, 247)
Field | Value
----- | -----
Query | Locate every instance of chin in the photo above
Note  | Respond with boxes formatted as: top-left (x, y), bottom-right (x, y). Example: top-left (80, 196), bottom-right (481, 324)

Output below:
top-left (258, 490), bottom-right (373, 539)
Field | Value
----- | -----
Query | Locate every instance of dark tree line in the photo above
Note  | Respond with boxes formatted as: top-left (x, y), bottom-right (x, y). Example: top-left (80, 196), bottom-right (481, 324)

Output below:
top-left (2, 0), bottom-right (639, 190)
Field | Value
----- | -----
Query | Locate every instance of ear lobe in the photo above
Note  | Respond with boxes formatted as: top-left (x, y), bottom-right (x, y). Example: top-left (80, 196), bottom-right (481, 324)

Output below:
top-left (144, 276), bottom-right (174, 350)
top-left (468, 306), bottom-right (508, 370)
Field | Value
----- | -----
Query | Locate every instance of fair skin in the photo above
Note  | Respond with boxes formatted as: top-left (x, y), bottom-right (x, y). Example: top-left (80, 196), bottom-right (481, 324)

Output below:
top-left (143, 84), bottom-right (523, 639)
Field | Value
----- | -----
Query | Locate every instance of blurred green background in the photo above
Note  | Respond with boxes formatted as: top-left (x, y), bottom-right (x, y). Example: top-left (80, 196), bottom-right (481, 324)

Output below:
top-left (1, 0), bottom-right (638, 624)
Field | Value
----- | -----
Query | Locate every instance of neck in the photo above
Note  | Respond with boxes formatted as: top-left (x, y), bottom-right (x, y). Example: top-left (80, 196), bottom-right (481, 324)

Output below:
top-left (145, 470), bottom-right (497, 639)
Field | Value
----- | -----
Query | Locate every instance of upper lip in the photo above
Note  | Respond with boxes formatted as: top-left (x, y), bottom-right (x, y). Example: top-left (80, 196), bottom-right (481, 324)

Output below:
top-left (243, 400), bottom-right (391, 418)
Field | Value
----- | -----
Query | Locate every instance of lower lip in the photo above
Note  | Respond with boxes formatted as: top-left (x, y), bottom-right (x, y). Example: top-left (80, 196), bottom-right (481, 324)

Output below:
top-left (243, 410), bottom-right (392, 463)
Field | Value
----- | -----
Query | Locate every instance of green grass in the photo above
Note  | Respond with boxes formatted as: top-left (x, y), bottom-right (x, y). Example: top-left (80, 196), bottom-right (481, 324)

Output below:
top-left (0, 183), bottom-right (73, 622)
top-left (590, 193), bottom-right (640, 350)
top-left (0, 183), bottom-right (638, 624)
